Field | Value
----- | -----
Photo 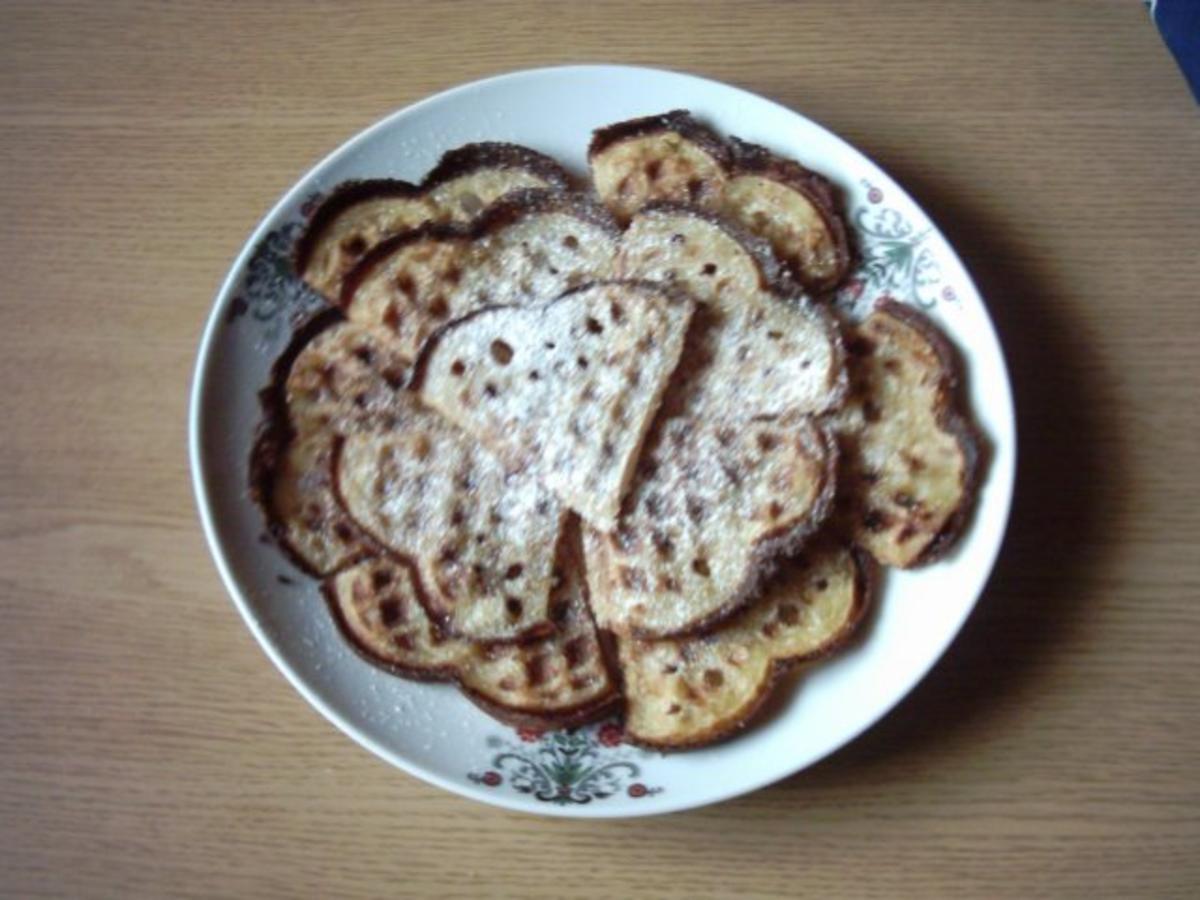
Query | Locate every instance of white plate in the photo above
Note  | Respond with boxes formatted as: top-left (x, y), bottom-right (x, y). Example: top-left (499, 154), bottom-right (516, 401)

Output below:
top-left (190, 65), bottom-right (1015, 818)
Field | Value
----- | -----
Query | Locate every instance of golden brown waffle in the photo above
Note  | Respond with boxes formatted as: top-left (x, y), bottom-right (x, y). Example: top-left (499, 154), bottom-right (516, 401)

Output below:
top-left (830, 299), bottom-right (981, 567)
top-left (590, 110), bottom-right (851, 291)
top-left (296, 143), bottom-right (571, 300)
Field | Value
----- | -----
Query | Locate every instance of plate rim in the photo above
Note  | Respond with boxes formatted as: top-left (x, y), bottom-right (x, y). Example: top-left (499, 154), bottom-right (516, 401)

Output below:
top-left (189, 63), bottom-right (1017, 818)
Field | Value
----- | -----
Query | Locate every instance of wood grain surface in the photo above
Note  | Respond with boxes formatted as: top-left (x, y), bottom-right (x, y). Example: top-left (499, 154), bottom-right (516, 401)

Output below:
top-left (2, 1), bottom-right (1199, 897)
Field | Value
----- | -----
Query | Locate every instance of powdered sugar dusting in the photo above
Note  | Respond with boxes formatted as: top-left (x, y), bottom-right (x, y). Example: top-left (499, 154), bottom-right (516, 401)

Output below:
top-left (584, 208), bottom-right (845, 637)
top-left (420, 282), bottom-right (694, 530)
top-left (337, 394), bottom-right (564, 641)
top-left (346, 203), bottom-right (618, 358)
top-left (330, 550), bottom-right (615, 714)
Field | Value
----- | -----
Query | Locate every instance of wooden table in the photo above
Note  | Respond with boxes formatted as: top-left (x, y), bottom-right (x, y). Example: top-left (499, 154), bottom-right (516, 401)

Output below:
top-left (3, 2), bottom-right (1198, 896)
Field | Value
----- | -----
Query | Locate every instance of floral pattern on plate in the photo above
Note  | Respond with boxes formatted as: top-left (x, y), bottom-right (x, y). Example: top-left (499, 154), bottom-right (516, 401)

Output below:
top-left (835, 179), bottom-right (958, 317)
top-left (468, 723), bottom-right (663, 805)
top-left (225, 193), bottom-right (327, 343)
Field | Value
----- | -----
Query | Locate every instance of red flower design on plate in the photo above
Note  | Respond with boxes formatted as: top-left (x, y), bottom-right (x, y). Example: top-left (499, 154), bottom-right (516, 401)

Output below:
top-left (517, 726), bottom-right (544, 743)
top-left (867, 186), bottom-right (883, 204)
top-left (481, 771), bottom-right (502, 787)
top-left (597, 723), bottom-right (625, 747)
top-left (627, 783), bottom-right (649, 798)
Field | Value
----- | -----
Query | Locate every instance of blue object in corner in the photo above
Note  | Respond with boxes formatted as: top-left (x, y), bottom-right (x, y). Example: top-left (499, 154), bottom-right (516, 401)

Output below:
top-left (1150, 0), bottom-right (1200, 103)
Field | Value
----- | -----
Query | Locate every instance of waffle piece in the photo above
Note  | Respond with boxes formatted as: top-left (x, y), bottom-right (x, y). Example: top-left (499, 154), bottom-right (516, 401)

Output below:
top-left (831, 299), bottom-right (981, 567)
top-left (296, 144), bottom-right (571, 300)
top-left (416, 281), bottom-right (695, 530)
top-left (583, 205), bottom-right (845, 639)
top-left (617, 540), bottom-right (870, 748)
top-left (334, 423), bottom-right (564, 643)
top-left (250, 311), bottom-right (411, 575)
top-left (326, 530), bottom-right (618, 729)
top-left (340, 190), bottom-right (620, 358)
top-left (590, 110), bottom-right (851, 291)
top-left (252, 313), bottom-right (565, 641)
